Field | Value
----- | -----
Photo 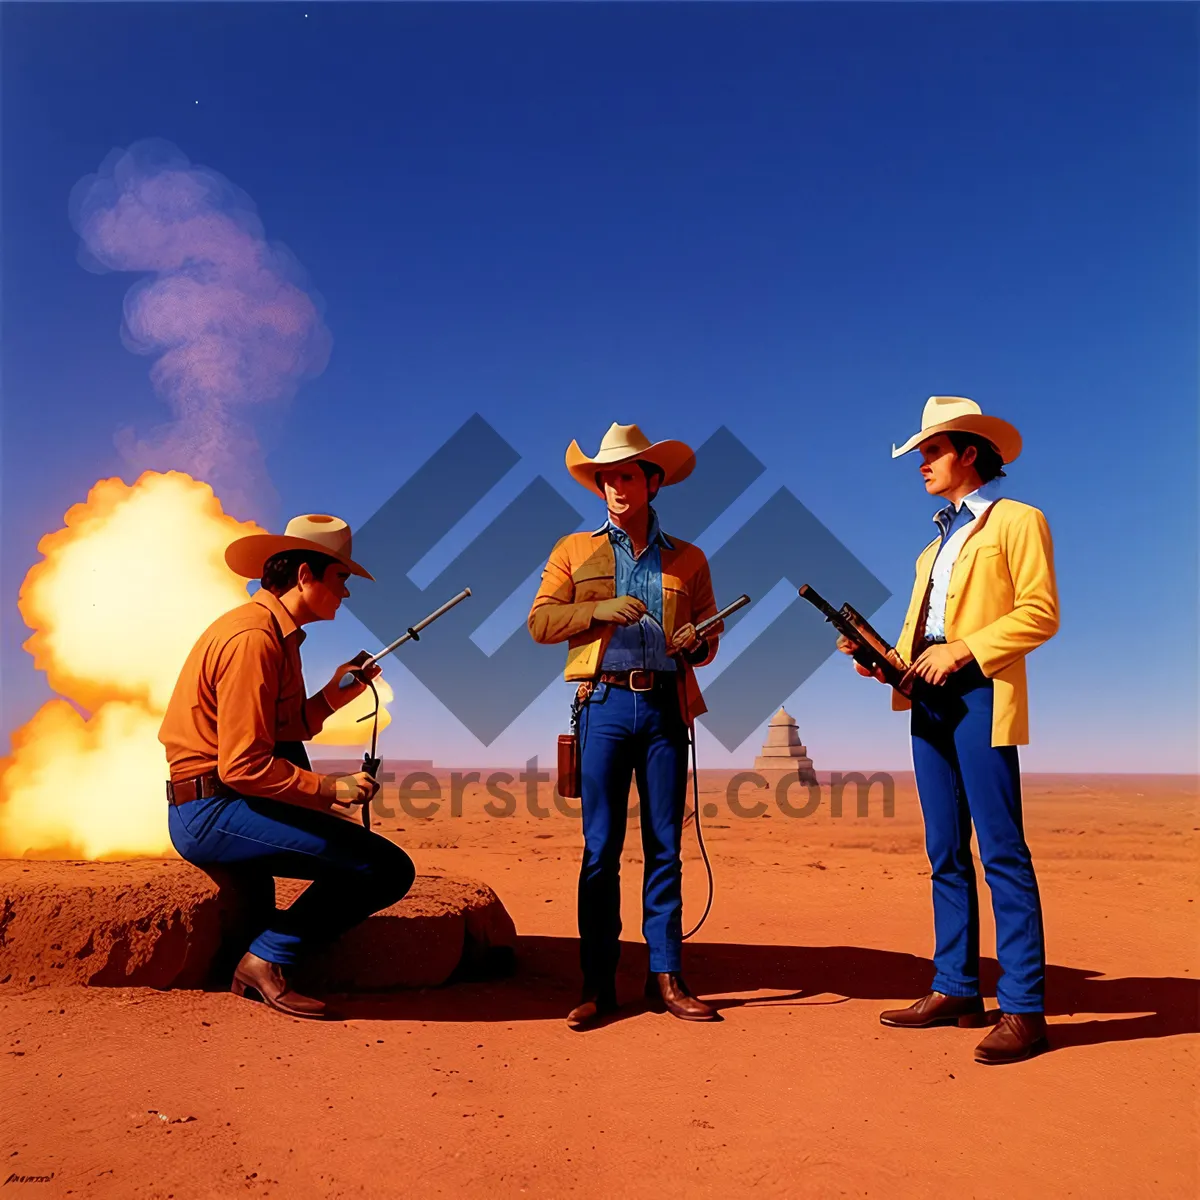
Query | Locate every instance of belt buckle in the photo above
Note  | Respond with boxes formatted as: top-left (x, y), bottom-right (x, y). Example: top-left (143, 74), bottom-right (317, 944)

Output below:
top-left (628, 669), bottom-right (653, 692)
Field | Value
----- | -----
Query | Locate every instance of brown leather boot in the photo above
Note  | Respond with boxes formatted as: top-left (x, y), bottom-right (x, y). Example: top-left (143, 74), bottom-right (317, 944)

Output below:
top-left (974, 1013), bottom-right (1048, 1064)
top-left (566, 985), bottom-right (618, 1031)
top-left (231, 952), bottom-right (332, 1020)
top-left (879, 991), bottom-right (987, 1029)
top-left (645, 972), bottom-right (717, 1021)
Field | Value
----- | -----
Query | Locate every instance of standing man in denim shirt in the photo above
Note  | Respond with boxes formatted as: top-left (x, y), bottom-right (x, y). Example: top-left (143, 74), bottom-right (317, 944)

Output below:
top-left (529, 423), bottom-right (723, 1029)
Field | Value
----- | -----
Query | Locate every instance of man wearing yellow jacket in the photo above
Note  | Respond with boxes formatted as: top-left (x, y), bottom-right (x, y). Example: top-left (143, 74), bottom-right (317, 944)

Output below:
top-left (841, 397), bottom-right (1059, 1064)
top-left (529, 423), bottom-right (722, 1030)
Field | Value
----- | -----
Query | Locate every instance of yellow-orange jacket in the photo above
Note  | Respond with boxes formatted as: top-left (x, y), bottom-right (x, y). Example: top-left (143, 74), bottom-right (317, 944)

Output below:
top-left (893, 498), bottom-right (1059, 746)
top-left (528, 529), bottom-right (719, 725)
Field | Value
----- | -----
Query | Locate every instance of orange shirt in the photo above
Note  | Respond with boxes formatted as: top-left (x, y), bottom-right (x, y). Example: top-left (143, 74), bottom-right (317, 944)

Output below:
top-left (159, 589), bottom-right (334, 807)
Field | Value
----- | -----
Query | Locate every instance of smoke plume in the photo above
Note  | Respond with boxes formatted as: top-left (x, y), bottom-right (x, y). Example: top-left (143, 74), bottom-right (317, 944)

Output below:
top-left (69, 138), bottom-right (332, 519)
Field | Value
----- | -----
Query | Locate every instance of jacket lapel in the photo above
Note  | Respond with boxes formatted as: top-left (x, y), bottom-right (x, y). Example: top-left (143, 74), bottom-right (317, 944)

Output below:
top-left (914, 537), bottom-right (939, 597)
top-left (947, 498), bottom-right (1004, 592)
top-left (916, 497), bottom-right (1005, 592)
top-left (660, 542), bottom-right (693, 641)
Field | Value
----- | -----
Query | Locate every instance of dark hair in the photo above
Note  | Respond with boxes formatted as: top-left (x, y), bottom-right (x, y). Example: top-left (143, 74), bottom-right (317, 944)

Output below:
top-left (260, 549), bottom-right (338, 596)
top-left (946, 432), bottom-right (1006, 483)
top-left (594, 460), bottom-right (666, 496)
top-left (639, 461), bottom-right (666, 490)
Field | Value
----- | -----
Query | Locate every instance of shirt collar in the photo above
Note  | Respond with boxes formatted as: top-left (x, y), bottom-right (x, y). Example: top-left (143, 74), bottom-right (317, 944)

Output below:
top-left (933, 480), bottom-right (1001, 529)
top-left (253, 587), bottom-right (305, 644)
top-left (591, 506), bottom-right (674, 550)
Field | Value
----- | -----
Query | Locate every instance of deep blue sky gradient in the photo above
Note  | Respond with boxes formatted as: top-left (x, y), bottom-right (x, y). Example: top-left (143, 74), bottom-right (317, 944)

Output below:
top-left (2, 2), bottom-right (1196, 770)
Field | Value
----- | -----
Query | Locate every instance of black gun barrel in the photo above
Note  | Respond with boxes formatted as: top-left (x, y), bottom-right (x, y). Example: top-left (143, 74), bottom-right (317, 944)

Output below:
top-left (697, 593), bottom-right (751, 635)
top-left (797, 584), bottom-right (840, 623)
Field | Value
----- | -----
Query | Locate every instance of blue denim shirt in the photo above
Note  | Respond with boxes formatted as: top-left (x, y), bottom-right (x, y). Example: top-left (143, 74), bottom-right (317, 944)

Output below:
top-left (595, 507), bottom-right (678, 672)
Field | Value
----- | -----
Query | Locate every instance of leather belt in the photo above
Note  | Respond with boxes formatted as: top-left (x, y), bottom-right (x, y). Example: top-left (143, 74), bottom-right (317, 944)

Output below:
top-left (166, 773), bottom-right (234, 805)
top-left (597, 669), bottom-right (674, 693)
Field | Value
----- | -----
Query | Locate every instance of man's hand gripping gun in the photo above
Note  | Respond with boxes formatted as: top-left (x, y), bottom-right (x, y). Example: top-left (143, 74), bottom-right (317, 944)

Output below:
top-left (797, 584), bottom-right (914, 698)
top-left (556, 593), bottom-right (751, 802)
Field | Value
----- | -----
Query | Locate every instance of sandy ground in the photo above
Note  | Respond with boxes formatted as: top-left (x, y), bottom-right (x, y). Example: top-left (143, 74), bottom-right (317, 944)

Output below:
top-left (2, 771), bottom-right (1197, 1198)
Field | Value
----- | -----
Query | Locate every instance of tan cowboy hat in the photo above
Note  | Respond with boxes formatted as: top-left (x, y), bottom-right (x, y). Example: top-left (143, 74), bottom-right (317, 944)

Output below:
top-left (565, 422), bottom-right (696, 497)
top-left (891, 396), bottom-right (1022, 464)
top-left (225, 514), bottom-right (375, 581)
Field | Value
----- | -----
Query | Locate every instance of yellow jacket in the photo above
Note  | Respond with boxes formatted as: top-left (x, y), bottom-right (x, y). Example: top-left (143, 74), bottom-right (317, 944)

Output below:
top-left (893, 498), bottom-right (1059, 746)
top-left (527, 528), bottom-right (719, 725)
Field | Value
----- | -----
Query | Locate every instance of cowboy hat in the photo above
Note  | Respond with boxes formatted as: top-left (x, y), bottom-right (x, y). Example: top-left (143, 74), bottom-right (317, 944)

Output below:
top-left (891, 396), bottom-right (1022, 464)
top-left (565, 422), bottom-right (696, 497)
top-left (225, 514), bottom-right (375, 581)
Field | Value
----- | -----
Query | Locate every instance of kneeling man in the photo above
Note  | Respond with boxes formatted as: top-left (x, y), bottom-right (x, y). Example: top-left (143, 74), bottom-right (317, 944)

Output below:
top-left (159, 514), bottom-right (415, 1019)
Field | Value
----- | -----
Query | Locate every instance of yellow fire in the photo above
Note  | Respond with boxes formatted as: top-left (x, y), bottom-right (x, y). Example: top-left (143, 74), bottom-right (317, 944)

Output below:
top-left (0, 471), bottom-right (390, 859)
top-left (312, 676), bottom-right (394, 747)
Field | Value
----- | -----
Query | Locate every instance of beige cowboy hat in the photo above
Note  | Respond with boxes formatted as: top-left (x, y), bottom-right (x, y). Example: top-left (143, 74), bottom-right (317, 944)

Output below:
top-left (225, 514), bottom-right (375, 581)
top-left (891, 396), bottom-right (1022, 464)
top-left (565, 422), bottom-right (696, 498)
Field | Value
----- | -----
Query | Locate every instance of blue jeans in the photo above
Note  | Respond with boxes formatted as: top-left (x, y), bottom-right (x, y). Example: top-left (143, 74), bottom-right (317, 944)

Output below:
top-left (577, 680), bottom-right (690, 984)
top-left (168, 792), bottom-right (415, 967)
top-left (910, 663), bottom-right (1046, 1013)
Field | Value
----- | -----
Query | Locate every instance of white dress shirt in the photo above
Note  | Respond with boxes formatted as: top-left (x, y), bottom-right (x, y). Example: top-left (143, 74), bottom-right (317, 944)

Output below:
top-left (923, 482), bottom-right (1001, 641)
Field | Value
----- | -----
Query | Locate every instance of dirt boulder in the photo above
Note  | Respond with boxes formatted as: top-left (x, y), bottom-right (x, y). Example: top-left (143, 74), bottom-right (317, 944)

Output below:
top-left (0, 859), bottom-right (515, 993)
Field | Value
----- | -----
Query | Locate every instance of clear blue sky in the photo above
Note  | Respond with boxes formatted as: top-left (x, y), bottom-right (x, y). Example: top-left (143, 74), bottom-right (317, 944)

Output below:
top-left (2, 2), bottom-right (1196, 772)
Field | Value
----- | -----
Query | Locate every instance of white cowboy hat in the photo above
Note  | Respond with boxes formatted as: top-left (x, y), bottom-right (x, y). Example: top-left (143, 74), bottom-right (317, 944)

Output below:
top-left (565, 422), bottom-right (696, 498)
top-left (891, 396), bottom-right (1022, 464)
top-left (225, 514), bottom-right (375, 581)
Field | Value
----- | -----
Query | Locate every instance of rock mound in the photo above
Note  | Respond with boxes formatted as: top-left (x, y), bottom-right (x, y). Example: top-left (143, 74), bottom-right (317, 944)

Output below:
top-left (0, 859), bottom-right (515, 993)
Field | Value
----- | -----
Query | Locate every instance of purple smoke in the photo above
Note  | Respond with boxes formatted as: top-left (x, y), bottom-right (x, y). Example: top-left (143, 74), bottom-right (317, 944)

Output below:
top-left (69, 138), bottom-right (333, 518)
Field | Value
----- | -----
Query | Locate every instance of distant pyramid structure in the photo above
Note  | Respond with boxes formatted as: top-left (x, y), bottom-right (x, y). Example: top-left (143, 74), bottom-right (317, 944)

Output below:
top-left (753, 708), bottom-right (816, 783)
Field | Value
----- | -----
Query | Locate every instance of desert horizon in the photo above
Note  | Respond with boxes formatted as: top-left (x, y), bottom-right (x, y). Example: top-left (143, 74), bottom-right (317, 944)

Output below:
top-left (312, 760), bottom-right (1200, 781)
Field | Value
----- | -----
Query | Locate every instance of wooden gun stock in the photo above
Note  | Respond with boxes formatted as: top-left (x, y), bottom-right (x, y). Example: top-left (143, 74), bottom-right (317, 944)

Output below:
top-left (798, 585), bottom-right (913, 696)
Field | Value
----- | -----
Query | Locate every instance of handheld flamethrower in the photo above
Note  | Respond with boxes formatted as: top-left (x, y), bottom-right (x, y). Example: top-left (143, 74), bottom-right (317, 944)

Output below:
top-left (338, 587), bottom-right (473, 828)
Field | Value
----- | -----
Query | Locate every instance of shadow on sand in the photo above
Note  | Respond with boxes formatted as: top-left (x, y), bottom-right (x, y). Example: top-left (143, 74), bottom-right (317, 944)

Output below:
top-left (330, 935), bottom-right (1199, 1051)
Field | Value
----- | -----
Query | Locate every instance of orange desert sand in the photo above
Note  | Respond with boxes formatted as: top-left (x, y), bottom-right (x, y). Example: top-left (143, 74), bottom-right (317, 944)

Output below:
top-left (2, 770), bottom-right (1197, 1198)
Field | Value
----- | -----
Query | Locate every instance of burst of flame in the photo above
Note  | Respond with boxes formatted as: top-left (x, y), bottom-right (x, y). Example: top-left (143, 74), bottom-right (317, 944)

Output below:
top-left (0, 471), bottom-right (390, 859)
top-left (0, 700), bottom-right (171, 859)
top-left (312, 676), bottom-right (394, 747)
